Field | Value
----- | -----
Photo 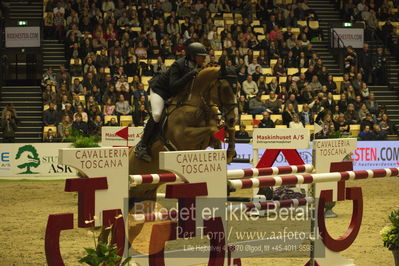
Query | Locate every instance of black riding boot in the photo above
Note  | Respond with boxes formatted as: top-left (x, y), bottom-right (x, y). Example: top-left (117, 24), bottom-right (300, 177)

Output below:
top-left (135, 117), bottom-right (158, 162)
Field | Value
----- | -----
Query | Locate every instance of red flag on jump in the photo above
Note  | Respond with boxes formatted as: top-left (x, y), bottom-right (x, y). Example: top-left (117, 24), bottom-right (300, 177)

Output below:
top-left (253, 119), bottom-right (260, 126)
top-left (115, 127), bottom-right (129, 140)
top-left (213, 128), bottom-right (225, 142)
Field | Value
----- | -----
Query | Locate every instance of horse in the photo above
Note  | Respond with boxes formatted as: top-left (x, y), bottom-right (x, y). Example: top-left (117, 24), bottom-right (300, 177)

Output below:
top-left (128, 65), bottom-right (239, 201)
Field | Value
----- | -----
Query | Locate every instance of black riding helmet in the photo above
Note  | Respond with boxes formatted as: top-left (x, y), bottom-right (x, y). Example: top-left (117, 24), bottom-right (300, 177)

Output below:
top-left (186, 42), bottom-right (208, 59)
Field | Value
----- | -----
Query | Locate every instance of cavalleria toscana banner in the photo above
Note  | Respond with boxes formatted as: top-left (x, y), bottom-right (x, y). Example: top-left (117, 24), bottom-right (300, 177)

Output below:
top-left (0, 143), bottom-right (76, 179)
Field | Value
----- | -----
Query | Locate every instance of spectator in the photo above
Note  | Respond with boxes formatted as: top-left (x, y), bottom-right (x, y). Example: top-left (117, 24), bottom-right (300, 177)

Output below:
top-left (325, 75), bottom-right (338, 94)
top-left (282, 103), bottom-right (296, 126)
top-left (301, 85), bottom-right (314, 104)
top-left (353, 95), bottom-right (363, 111)
top-left (309, 75), bottom-right (322, 92)
top-left (359, 125), bottom-right (374, 140)
top-left (2, 104), bottom-right (18, 124)
top-left (351, 73), bottom-right (363, 93)
top-left (373, 124), bottom-right (387, 140)
top-left (103, 98), bottom-right (115, 116)
top-left (242, 75), bottom-right (258, 96)
top-left (43, 102), bottom-right (58, 126)
top-left (235, 124), bottom-right (250, 139)
top-left (248, 93), bottom-right (267, 115)
top-left (273, 58), bottom-right (286, 77)
top-left (361, 113), bottom-right (375, 131)
top-left (133, 83), bottom-right (148, 102)
top-left (238, 95), bottom-right (249, 114)
top-left (334, 113), bottom-right (350, 134)
top-left (285, 94), bottom-right (299, 113)
top-left (1, 111), bottom-right (17, 142)
top-left (72, 113), bottom-right (88, 136)
top-left (345, 103), bottom-right (360, 124)
top-left (267, 78), bottom-right (280, 94)
top-left (115, 94), bottom-right (131, 116)
top-left (52, 1), bottom-right (65, 17)
top-left (41, 67), bottom-right (57, 87)
top-left (71, 78), bottom-right (84, 95)
top-left (133, 104), bottom-right (149, 126)
top-left (248, 58), bottom-right (261, 75)
top-left (44, 128), bottom-right (56, 142)
top-left (300, 104), bottom-right (314, 126)
top-left (365, 93), bottom-right (379, 115)
top-left (87, 105), bottom-right (101, 121)
top-left (344, 46), bottom-right (357, 73)
top-left (43, 85), bottom-right (57, 105)
top-left (380, 113), bottom-right (397, 135)
top-left (289, 114), bottom-right (304, 128)
top-left (319, 113), bottom-right (335, 137)
top-left (360, 82), bottom-right (370, 100)
top-left (89, 115), bottom-right (103, 136)
top-left (102, 86), bottom-right (117, 105)
top-left (115, 75), bottom-right (129, 92)
top-left (322, 92), bottom-right (336, 112)
top-left (265, 91), bottom-right (282, 114)
top-left (73, 104), bottom-right (88, 123)
top-left (58, 115), bottom-right (72, 140)
top-left (258, 111), bottom-right (275, 128)
top-left (358, 103), bottom-right (370, 121)
top-left (257, 75), bottom-right (267, 92)
top-left (372, 47), bottom-right (387, 85)
top-left (358, 44), bottom-right (373, 83)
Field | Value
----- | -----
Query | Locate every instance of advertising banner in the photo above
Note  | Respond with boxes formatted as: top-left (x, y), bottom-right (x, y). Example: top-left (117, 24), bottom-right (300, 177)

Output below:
top-left (331, 28), bottom-right (364, 48)
top-left (101, 126), bottom-right (143, 147)
top-left (230, 141), bottom-right (399, 171)
top-left (5, 27), bottom-right (41, 48)
top-left (252, 128), bottom-right (310, 149)
top-left (0, 143), bottom-right (76, 179)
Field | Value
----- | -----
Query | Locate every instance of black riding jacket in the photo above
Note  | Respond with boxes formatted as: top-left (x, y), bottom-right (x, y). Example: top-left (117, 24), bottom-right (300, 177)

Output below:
top-left (149, 57), bottom-right (197, 100)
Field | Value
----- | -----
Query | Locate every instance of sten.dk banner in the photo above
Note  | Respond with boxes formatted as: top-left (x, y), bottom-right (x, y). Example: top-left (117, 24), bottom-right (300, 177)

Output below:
top-left (0, 143), bottom-right (76, 179)
top-left (230, 141), bottom-right (399, 171)
top-left (101, 126), bottom-right (143, 147)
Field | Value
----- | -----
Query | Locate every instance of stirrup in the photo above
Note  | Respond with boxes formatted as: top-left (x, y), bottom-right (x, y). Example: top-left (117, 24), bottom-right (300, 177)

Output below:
top-left (135, 142), bottom-right (152, 163)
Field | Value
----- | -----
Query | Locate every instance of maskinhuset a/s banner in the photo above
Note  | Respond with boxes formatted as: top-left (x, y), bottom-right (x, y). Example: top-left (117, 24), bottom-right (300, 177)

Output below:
top-left (0, 143), bottom-right (76, 179)
top-left (5, 27), bottom-right (41, 47)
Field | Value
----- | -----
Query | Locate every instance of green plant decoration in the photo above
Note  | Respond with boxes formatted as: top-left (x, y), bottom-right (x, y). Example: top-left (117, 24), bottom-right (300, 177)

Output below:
top-left (79, 216), bottom-right (131, 266)
top-left (68, 128), bottom-right (100, 148)
top-left (381, 209), bottom-right (399, 250)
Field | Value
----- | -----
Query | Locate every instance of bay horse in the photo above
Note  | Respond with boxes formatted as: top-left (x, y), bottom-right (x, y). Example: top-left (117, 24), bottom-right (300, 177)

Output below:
top-left (128, 65), bottom-right (238, 201)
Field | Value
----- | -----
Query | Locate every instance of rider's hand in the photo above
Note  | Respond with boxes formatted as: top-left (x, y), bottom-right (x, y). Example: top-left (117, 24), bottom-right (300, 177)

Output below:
top-left (190, 69), bottom-right (199, 77)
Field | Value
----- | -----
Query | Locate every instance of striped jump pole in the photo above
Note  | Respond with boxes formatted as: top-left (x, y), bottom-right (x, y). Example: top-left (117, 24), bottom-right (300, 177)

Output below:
top-left (229, 167), bottom-right (399, 190)
top-left (130, 164), bottom-right (314, 185)
top-left (130, 197), bottom-right (314, 222)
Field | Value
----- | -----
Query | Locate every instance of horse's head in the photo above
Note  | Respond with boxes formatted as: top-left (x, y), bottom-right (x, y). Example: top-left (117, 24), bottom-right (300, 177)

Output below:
top-left (216, 63), bottom-right (239, 129)
top-left (215, 63), bottom-right (239, 161)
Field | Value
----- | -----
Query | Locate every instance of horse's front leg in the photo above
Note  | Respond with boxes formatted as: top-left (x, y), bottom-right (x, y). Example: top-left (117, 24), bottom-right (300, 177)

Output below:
top-left (225, 126), bottom-right (237, 163)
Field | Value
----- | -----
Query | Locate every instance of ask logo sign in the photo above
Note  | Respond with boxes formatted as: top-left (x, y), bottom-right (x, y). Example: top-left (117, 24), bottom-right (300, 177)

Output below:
top-left (15, 145), bottom-right (41, 174)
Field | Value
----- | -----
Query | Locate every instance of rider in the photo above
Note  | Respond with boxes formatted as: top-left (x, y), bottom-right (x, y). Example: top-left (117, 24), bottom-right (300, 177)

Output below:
top-left (135, 42), bottom-right (208, 162)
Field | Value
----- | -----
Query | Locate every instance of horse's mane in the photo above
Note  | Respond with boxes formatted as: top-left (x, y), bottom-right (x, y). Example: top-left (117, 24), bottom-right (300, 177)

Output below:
top-left (173, 67), bottom-right (220, 103)
top-left (196, 67), bottom-right (220, 84)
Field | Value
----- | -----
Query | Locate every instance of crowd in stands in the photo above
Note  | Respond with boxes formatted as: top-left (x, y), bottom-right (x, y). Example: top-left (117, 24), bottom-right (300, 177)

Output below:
top-left (39, 0), bottom-right (397, 142)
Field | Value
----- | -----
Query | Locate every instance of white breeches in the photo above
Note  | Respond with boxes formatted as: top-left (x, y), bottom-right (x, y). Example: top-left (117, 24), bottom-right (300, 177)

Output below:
top-left (150, 89), bottom-right (165, 123)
